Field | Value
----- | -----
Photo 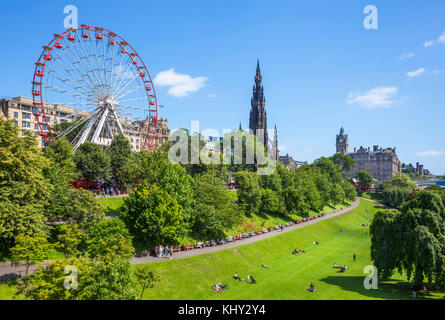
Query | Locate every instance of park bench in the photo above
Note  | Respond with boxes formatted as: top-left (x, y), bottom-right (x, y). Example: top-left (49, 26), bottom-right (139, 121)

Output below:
top-left (172, 246), bottom-right (180, 252)
top-left (255, 230), bottom-right (262, 235)
top-left (181, 244), bottom-right (194, 251)
top-left (194, 242), bottom-right (203, 249)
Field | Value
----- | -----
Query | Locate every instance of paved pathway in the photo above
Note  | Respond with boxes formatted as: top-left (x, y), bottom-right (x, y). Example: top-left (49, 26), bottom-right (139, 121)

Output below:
top-left (0, 198), bottom-right (369, 281)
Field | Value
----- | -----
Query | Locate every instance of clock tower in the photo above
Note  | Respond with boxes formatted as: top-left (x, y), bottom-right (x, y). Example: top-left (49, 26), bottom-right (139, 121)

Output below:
top-left (336, 126), bottom-right (348, 154)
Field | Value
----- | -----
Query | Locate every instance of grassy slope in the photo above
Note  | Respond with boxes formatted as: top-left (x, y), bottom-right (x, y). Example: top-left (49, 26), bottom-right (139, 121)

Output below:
top-left (140, 199), bottom-right (444, 300)
top-left (96, 196), bottom-right (125, 212)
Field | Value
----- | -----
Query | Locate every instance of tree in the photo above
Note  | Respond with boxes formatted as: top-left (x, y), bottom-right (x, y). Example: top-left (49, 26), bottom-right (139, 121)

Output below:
top-left (401, 190), bottom-right (445, 217)
top-left (355, 170), bottom-right (373, 188)
top-left (191, 172), bottom-right (242, 239)
top-left (10, 234), bottom-right (50, 274)
top-left (87, 218), bottom-right (134, 260)
top-left (120, 182), bottom-right (184, 247)
top-left (16, 256), bottom-right (137, 300)
top-left (107, 134), bottom-right (133, 186)
top-left (55, 225), bottom-right (84, 258)
top-left (0, 119), bottom-right (50, 250)
top-left (370, 202), bottom-right (445, 290)
top-left (342, 181), bottom-right (357, 202)
top-left (129, 149), bottom-right (194, 231)
top-left (235, 171), bottom-right (261, 214)
top-left (133, 264), bottom-right (159, 299)
top-left (43, 137), bottom-right (76, 184)
top-left (331, 153), bottom-right (355, 172)
top-left (45, 186), bottom-right (104, 231)
top-left (260, 188), bottom-right (280, 215)
top-left (74, 142), bottom-right (110, 181)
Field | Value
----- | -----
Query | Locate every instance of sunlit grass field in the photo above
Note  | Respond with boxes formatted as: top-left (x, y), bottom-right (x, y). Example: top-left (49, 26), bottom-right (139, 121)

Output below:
top-left (139, 199), bottom-right (445, 300)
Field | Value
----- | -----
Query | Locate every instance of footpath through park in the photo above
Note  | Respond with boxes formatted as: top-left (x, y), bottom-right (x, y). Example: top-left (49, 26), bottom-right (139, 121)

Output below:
top-left (0, 198), bottom-right (370, 281)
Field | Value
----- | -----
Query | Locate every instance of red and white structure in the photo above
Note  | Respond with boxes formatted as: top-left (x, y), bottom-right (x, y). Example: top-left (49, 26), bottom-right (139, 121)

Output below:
top-left (31, 25), bottom-right (158, 151)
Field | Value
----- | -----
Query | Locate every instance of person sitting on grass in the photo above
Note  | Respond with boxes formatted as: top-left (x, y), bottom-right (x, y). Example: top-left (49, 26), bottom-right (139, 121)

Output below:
top-left (249, 275), bottom-right (256, 284)
top-left (292, 249), bottom-right (298, 255)
top-left (306, 283), bottom-right (316, 293)
top-left (312, 241), bottom-right (319, 245)
top-left (233, 272), bottom-right (242, 281)
top-left (261, 264), bottom-right (270, 269)
top-left (333, 263), bottom-right (338, 268)
top-left (213, 284), bottom-right (223, 293)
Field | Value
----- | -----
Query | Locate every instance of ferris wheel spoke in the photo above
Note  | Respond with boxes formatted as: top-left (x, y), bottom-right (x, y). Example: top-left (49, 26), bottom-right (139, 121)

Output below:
top-left (111, 60), bottom-right (136, 97)
top-left (62, 37), bottom-right (101, 94)
top-left (50, 49), bottom-right (95, 94)
top-left (112, 71), bottom-right (140, 98)
top-left (105, 42), bottom-right (117, 97)
top-left (45, 64), bottom-right (93, 98)
top-left (77, 32), bottom-right (107, 98)
top-left (118, 96), bottom-right (147, 104)
top-left (117, 104), bottom-right (149, 112)
top-left (109, 49), bottom-right (127, 96)
top-left (45, 83), bottom-right (96, 102)
top-left (115, 83), bottom-right (147, 101)
top-left (88, 31), bottom-right (108, 93)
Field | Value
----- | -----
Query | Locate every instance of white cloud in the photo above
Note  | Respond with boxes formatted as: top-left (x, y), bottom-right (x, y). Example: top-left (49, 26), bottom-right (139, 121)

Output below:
top-left (438, 31), bottom-right (445, 44)
top-left (417, 150), bottom-right (445, 157)
top-left (424, 40), bottom-right (434, 48)
top-left (347, 87), bottom-right (401, 109)
top-left (406, 67), bottom-right (425, 78)
top-left (154, 68), bottom-right (207, 97)
top-left (398, 53), bottom-right (415, 60)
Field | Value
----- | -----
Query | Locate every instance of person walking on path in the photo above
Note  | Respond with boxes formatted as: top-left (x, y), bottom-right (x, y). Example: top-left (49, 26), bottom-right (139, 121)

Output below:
top-left (280, 224), bottom-right (284, 232)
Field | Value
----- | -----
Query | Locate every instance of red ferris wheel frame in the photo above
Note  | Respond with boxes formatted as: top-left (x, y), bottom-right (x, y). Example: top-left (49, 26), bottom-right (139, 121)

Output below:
top-left (31, 24), bottom-right (158, 151)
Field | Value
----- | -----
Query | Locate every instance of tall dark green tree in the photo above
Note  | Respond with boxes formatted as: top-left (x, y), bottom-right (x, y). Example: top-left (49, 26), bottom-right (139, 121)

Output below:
top-left (107, 134), bottom-right (133, 185)
top-left (74, 142), bottom-right (111, 181)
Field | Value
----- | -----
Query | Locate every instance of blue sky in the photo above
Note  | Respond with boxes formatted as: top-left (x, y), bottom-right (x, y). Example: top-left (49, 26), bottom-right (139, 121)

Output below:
top-left (1, 0), bottom-right (444, 174)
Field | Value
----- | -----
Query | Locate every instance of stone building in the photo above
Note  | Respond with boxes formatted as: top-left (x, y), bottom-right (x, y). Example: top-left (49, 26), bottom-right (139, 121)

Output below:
top-left (278, 153), bottom-right (308, 170)
top-left (0, 96), bottom-right (170, 151)
top-left (335, 126), bottom-right (401, 181)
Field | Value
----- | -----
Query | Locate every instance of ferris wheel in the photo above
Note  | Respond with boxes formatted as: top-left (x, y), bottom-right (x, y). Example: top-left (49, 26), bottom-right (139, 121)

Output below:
top-left (31, 25), bottom-right (158, 151)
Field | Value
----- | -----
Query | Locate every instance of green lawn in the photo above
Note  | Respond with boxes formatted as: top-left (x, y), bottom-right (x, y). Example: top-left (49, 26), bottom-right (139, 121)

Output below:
top-left (96, 196), bottom-right (126, 213)
top-left (2, 199), bottom-right (444, 300)
top-left (138, 199), bottom-right (445, 300)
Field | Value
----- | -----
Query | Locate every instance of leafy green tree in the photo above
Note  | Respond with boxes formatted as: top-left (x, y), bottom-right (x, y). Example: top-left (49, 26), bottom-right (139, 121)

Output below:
top-left (45, 187), bottom-right (104, 231)
top-left (107, 134), bottom-right (133, 185)
top-left (370, 201), bottom-right (445, 290)
top-left (260, 188), bottom-right (280, 215)
top-left (382, 188), bottom-right (406, 208)
top-left (330, 183), bottom-right (346, 205)
top-left (43, 137), bottom-right (77, 184)
top-left (355, 170), bottom-right (373, 188)
top-left (0, 119), bottom-right (50, 250)
top-left (74, 142), bottom-right (111, 181)
top-left (401, 190), bottom-right (445, 217)
top-left (235, 171), bottom-right (261, 214)
top-left (331, 153), bottom-right (355, 172)
top-left (191, 172), bottom-right (242, 239)
top-left (17, 256), bottom-right (137, 300)
top-left (133, 264), bottom-right (159, 299)
top-left (10, 234), bottom-right (50, 274)
top-left (120, 182), bottom-right (184, 247)
top-left (56, 225), bottom-right (84, 258)
top-left (129, 149), bottom-right (194, 231)
top-left (87, 218), bottom-right (134, 260)
top-left (341, 181), bottom-right (357, 202)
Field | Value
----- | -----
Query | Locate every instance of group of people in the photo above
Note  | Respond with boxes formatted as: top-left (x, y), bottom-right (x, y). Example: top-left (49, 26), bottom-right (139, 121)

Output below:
top-left (212, 283), bottom-right (228, 293)
top-left (156, 245), bottom-right (173, 259)
top-left (233, 272), bottom-right (257, 284)
top-left (292, 249), bottom-right (306, 254)
top-left (333, 263), bottom-right (348, 272)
